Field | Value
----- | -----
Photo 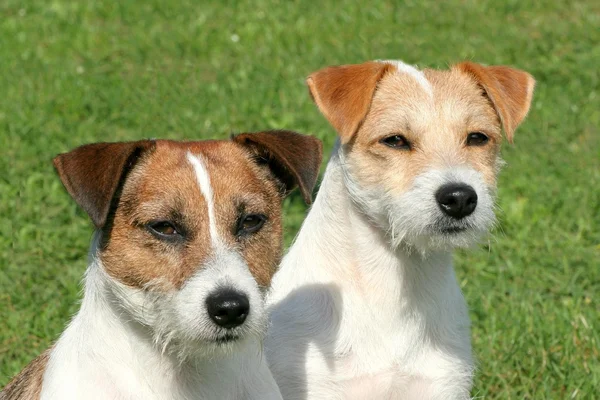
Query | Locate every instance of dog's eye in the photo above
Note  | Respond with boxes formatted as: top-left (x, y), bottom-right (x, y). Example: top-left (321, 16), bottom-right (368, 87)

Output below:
top-left (237, 214), bottom-right (266, 236)
top-left (147, 221), bottom-right (181, 239)
top-left (380, 135), bottom-right (411, 150)
top-left (466, 132), bottom-right (489, 146)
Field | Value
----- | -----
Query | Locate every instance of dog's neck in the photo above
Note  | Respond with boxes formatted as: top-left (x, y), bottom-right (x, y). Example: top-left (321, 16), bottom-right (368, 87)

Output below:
top-left (267, 146), bottom-right (474, 397)
top-left (41, 236), bottom-right (264, 399)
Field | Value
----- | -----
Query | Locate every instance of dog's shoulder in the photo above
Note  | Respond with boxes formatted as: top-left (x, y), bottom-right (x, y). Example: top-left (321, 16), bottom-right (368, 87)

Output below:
top-left (1, 348), bottom-right (52, 400)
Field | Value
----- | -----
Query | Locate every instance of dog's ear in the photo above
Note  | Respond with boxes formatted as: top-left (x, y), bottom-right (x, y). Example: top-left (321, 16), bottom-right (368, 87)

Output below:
top-left (456, 62), bottom-right (535, 143)
top-left (306, 62), bottom-right (394, 143)
top-left (233, 130), bottom-right (323, 204)
top-left (53, 141), bottom-right (156, 228)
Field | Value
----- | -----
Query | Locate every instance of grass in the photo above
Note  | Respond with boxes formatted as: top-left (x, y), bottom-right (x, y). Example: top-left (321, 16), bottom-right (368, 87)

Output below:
top-left (1, 0), bottom-right (599, 397)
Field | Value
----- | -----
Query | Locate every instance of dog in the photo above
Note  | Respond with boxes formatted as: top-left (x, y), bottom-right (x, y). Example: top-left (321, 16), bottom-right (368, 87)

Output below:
top-left (265, 60), bottom-right (535, 399)
top-left (1, 131), bottom-right (322, 400)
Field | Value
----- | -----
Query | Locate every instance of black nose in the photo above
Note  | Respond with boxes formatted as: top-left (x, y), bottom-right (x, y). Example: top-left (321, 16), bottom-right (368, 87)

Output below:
top-left (206, 289), bottom-right (250, 329)
top-left (435, 183), bottom-right (478, 219)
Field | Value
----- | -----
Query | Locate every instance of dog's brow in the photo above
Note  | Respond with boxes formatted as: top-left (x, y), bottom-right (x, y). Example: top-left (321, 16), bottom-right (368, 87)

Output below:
top-left (235, 193), bottom-right (265, 208)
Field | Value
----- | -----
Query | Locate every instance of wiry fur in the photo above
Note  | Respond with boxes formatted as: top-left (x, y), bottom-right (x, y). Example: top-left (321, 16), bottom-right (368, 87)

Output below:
top-left (266, 59), bottom-right (534, 399)
top-left (37, 235), bottom-right (280, 400)
top-left (342, 158), bottom-right (497, 252)
top-left (108, 245), bottom-right (269, 362)
top-left (37, 145), bottom-right (283, 399)
top-left (266, 151), bottom-right (474, 400)
top-left (1, 132), bottom-right (324, 400)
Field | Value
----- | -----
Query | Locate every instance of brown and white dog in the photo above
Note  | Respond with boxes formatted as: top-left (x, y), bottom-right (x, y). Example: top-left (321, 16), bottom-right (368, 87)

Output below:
top-left (1, 131), bottom-right (322, 400)
top-left (266, 61), bottom-right (534, 399)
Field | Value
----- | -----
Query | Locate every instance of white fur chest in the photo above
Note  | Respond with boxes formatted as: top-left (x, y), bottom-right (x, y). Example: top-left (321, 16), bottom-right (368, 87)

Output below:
top-left (265, 160), bottom-right (474, 399)
top-left (40, 265), bottom-right (281, 400)
top-left (267, 275), bottom-right (472, 399)
top-left (41, 317), bottom-right (278, 400)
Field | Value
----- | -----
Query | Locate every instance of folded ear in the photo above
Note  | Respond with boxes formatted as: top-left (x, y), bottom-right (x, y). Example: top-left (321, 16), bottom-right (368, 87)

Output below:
top-left (306, 62), bottom-right (394, 143)
top-left (233, 130), bottom-right (323, 204)
top-left (455, 61), bottom-right (535, 143)
top-left (53, 141), bottom-right (155, 228)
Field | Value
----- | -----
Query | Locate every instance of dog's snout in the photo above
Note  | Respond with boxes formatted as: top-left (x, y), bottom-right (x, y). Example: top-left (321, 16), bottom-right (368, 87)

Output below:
top-left (435, 183), bottom-right (478, 219)
top-left (206, 289), bottom-right (250, 329)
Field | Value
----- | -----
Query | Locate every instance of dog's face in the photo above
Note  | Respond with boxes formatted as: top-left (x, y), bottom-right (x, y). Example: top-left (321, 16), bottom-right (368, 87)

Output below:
top-left (308, 60), bottom-right (534, 251)
top-left (53, 132), bottom-right (322, 358)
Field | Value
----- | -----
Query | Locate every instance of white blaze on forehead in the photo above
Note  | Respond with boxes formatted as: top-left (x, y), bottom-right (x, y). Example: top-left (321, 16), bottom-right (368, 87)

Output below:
top-left (378, 59), bottom-right (433, 96)
top-left (187, 152), bottom-right (220, 246)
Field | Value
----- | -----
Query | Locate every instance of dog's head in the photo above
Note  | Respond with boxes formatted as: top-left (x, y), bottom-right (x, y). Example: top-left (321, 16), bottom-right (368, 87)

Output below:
top-left (308, 60), bottom-right (534, 251)
top-left (53, 131), bottom-right (322, 358)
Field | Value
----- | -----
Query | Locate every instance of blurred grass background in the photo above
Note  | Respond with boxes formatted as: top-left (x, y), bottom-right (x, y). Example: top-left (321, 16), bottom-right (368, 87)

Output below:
top-left (1, 0), bottom-right (599, 397)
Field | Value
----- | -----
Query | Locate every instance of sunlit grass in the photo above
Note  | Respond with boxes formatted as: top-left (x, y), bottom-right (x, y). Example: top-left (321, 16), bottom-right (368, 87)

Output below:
top-left (1, 0), bottom-right (599, 397)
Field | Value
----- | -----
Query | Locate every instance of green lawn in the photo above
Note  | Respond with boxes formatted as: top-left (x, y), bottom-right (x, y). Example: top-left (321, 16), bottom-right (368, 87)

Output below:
top-left (1, 0), bottom-right (599, 397)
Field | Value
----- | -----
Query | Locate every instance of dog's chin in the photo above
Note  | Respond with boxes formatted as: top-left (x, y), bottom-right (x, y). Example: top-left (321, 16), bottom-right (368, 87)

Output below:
top-left (433, 228), bottom-right (485, 249)
top-left (399, 224), bottom-right (489, 253)
top-left (167, 332), bottom-right (252, 360)
top-left (153, 322), bottom-right (265, 361)
top-left (214, 332), bottom-right (241, 344)
top-left (200, 334), bottom-right (246, 355)
top-left (199, 326), bottom-right (257, 347)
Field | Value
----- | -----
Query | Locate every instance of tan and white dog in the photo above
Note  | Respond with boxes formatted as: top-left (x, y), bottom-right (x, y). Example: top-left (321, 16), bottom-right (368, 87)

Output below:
top-left (1, 131), bottom-right (322, 400)
top-left (266, 61), bottom-right (534, 399)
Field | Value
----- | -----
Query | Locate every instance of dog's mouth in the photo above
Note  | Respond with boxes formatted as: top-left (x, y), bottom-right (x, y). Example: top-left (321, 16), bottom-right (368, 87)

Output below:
top-left (434, 219), bottom-right (473, 235)
top-left (440, 226), bottom-right (467, 234)
top-left (214, 333), bottom-right (240, 344)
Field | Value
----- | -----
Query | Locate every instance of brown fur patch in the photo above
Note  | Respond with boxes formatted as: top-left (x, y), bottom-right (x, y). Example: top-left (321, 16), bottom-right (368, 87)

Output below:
top-left (203, 142), bottom-right (285, 287)
top-left (1, 348), bottom-right (51, 400)
top-left (455, 62), bottom-right (535, 142)
top-left (307, 62), bottom-right (394, 142)
top-left (233, 131), bottom-right (323, 204)
top-left (100, 140), bottom-right (286, 290)
top-left (53, 141), bottom-right (156, 229)
top-left (307, 61), bottom-right (534, 195)
top-left (346, 67), bottom-right (504, 194)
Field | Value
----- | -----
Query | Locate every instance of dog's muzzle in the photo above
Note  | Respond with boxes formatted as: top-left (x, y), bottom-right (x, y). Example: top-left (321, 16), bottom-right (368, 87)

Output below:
top-left (435, 183), bottom-right (478, 220)
top-left (206, 288), bottom-right (250, 329)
